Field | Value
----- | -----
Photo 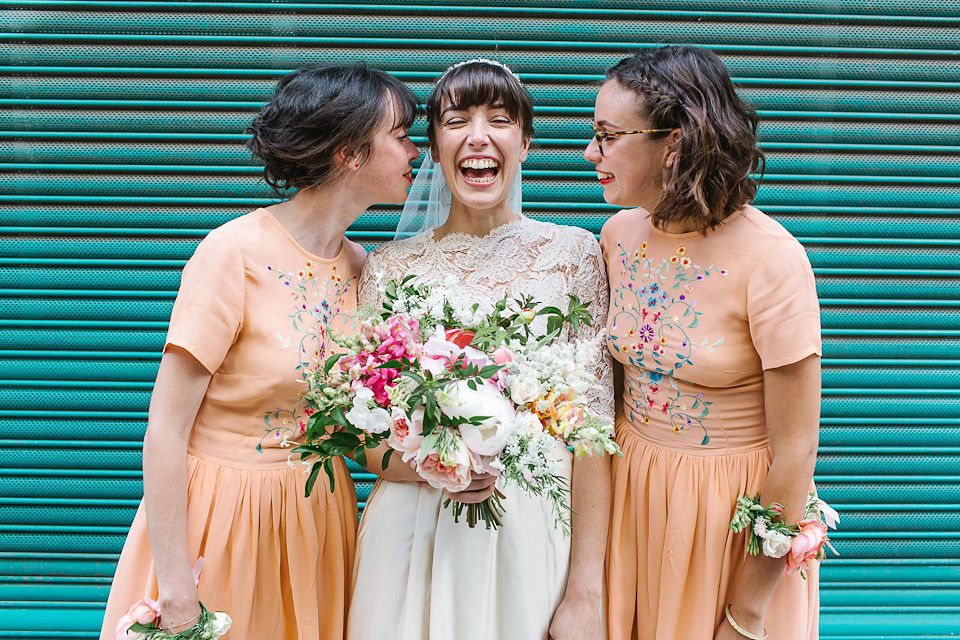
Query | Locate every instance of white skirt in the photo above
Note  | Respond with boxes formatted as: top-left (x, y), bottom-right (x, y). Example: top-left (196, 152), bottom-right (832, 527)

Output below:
top-left (347, 448), bottom-right (572, 640)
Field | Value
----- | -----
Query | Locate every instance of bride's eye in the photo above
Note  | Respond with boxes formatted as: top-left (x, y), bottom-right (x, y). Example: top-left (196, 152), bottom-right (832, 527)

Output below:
top-left (442, 117), bottom-right (467, 127)
top-left (490, 117), bottom-right (514, 126)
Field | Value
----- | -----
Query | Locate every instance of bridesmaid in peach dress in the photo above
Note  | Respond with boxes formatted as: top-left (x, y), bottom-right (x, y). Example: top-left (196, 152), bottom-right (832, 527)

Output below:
top-left (99, 65), bottom-right (419, 640)
top-left (584, 47), bottom-right (822, 640)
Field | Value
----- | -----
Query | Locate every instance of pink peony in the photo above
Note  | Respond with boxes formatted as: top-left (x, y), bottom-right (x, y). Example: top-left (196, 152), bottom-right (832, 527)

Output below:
top-left (416, 436), bottom-right (472, 492)
top-left (493, 346), bottom-right (514, 365)
top-left (785, 518), bottom-right (828, 575)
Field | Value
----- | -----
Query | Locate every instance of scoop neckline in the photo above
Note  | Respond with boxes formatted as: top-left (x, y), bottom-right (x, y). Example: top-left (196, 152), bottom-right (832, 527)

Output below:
top-left (257, 208), bottom-right (347, 263)
top-left (646, 207), bottom-right (746, 239)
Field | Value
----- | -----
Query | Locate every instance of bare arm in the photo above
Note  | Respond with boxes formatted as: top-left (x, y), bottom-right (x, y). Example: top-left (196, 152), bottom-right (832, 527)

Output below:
top-left (142, 346), bottom-right (212, 632)
top-left (549, 454), bottom-right (611, 639)
top-left (550, 231), bottom-right (613, 639)
top-left (717, 354), bottom-right (821, 639)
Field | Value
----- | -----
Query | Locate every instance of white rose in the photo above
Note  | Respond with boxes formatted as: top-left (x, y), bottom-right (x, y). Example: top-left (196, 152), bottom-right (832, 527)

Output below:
top-left (761, 530), bottom-right (792, 558)
top-left (439, 379), bottom-right (516, 456)
top-left (509, 372), bottom-right (543, 405)
top-left (513, 411), bottom-right (544, 439)
top-left (209, 612), bottom-right (232, 638)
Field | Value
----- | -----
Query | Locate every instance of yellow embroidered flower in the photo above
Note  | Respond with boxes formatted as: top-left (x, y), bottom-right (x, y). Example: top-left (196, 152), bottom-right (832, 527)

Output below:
top-left (669, 256), bottom-right (679, 264)
top-left (304, 260), bottom-right (313, 269)
top-left (641, 242), bottom-right (648, 250)
top-left (676, 246), bottom-right (686, 255)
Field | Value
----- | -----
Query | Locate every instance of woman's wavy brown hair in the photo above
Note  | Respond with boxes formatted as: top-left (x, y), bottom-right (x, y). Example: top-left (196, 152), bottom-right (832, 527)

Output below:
top-left (606, 46), bottom-right (765, 234)
top-left (246, 64), bottom-right (418, 198)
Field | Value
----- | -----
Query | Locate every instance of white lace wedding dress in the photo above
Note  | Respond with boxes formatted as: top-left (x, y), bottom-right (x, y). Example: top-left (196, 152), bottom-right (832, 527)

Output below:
top-left (347, 216), bottom-right (613, 640)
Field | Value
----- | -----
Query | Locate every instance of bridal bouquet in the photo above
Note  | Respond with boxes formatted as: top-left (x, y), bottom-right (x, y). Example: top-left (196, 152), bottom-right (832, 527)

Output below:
top-left (292, 275), bottom-right (620, 533)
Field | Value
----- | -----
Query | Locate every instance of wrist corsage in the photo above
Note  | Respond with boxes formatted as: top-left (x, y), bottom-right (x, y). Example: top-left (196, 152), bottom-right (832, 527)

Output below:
top-left (115, 600), bottom-right (231, 640)
top-left (729, 492), bottom-right (839, 578)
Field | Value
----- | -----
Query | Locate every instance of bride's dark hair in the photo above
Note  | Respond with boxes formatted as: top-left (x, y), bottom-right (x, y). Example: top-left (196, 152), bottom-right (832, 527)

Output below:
top-left (426, 60), bottom-right (534, 149)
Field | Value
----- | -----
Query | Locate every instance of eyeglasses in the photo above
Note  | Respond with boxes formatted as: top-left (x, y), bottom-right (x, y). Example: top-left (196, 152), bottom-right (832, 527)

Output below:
top-left (590, 122), bottom-right (674, 155)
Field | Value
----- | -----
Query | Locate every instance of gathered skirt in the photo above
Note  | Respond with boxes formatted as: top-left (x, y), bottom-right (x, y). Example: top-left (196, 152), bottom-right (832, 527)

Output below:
top-left (99, 453), bottom-right (357, 640)
top-left (606, 420), bottom-right (818, 640)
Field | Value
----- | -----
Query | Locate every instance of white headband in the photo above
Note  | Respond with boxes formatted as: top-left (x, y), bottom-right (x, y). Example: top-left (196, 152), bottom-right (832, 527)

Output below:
top-left (440, 58), bottom-right (522, 84)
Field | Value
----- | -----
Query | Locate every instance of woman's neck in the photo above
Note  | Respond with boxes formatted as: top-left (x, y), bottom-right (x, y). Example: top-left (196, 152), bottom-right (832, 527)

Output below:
top-left (265, 185), bottom-right (363, 258)
top-left (434, 202), bottom-right (520, 239)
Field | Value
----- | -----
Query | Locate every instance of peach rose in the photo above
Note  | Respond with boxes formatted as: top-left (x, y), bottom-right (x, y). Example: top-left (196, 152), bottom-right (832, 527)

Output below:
top-left (114, 598), bottom-right (160, 639)
top-left (416, 435), bottom-right (472, 492)
top-left (786, 518), bottom-right (828, 575)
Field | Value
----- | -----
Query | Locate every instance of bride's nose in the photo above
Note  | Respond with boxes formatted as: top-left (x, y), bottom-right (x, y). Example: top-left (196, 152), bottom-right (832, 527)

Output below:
top-left (465, 118), bottom-right (491, 147)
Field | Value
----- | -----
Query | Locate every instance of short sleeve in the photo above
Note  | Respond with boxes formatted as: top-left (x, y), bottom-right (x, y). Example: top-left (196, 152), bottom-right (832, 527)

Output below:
top-left (164, 230), bottom-right (245, 373)
top-left (746, 237), bottom-right (822, 370)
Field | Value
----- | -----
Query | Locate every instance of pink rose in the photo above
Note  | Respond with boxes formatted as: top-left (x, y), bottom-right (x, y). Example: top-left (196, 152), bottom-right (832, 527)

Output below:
top-left (114, 598), bottom-right (160, 639)
top-left (785, 518), bottom-right (828, 575)
top-left (387, 406), bottom-right (424, 463)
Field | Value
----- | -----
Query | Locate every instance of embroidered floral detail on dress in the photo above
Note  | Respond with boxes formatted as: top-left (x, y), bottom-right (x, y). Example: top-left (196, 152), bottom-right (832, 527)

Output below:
top-left (259, 261), bottom-right (358, 452)
top-left (608, 243), bottom-right (726, 445)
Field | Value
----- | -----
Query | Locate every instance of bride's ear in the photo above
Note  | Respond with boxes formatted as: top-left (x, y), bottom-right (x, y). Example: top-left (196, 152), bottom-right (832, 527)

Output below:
top-left (519, 136), bottom-right (531, 163)
top-left (430, 146), bottom-right (439, 163)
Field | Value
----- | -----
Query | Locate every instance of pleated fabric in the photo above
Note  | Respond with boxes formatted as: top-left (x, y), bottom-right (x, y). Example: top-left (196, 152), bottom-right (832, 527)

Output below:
top-left (100, 456), bottom-right (357, 640)
top-left (606, 420), bottom-right (818, 640)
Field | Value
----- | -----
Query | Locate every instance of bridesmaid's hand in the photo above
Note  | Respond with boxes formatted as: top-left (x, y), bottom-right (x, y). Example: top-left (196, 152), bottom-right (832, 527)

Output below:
top-left (548, 592), bottom-right (602, 640)
top-left (445, 472), bottom-right (497, 504)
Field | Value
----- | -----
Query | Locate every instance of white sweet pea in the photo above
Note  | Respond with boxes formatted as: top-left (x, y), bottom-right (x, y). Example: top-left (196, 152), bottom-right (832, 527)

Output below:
top-left (345, 387), bottom-right (392, 434)
top-left (761, 529), bottom-right (793, 558)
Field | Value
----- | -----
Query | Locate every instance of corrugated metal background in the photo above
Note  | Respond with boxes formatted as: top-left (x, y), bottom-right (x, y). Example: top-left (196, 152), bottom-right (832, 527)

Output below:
top-left (2, 1), bottom-right (959, 638)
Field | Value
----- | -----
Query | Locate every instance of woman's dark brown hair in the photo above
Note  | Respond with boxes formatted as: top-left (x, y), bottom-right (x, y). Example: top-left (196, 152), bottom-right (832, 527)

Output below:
top-left (606, 46), bottom-right (765, 234)
top-left (247, 64), bottom-right (418, 197)
top-left (425, 60), bottom-right (534, 148)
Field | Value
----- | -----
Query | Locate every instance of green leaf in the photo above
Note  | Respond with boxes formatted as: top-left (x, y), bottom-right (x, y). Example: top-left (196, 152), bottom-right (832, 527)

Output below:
top-left (304, 463), bottom-right (322, 496)
top-left (382, 447), bottom-right (395, 470)
top-left (322, 458), bottom-right (336, 493)
top-left (353, 446), bottom-right (367, 469)
top-left (323, 352), bottom-right (344, 374)
top-left (478, 364), bottom-right (504, 378)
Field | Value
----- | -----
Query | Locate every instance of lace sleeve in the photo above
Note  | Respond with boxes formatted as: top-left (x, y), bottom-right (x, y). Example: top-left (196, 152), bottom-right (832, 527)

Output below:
top-left (569, 231), bottom-right (615, 422)
top-left (358, 246), bottom-right (387, 309)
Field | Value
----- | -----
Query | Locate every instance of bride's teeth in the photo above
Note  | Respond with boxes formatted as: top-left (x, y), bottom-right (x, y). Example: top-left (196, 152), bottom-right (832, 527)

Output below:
top-left (459, 158), bottom-right (500, 169)
top-left (597, 172), bottom-right (614, 180)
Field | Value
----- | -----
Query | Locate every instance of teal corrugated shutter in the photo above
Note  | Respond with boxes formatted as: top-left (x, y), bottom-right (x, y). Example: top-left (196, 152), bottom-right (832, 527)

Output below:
top-left (3, 2), bottom-right (958, 637)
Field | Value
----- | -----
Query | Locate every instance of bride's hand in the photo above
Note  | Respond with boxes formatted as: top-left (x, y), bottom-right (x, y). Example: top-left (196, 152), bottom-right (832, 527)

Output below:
top-left (446, 472), bottom-right (497, 503)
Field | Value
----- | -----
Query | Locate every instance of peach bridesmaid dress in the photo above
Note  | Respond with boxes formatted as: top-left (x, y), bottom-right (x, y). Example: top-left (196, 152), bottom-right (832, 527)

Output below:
top-left (99, 209), bottom-right (362, 640)
top-left (600, 206), bottom-right (821, 640)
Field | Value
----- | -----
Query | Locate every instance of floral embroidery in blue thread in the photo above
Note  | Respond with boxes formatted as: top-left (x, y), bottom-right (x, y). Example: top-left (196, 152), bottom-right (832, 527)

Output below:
top-left (608, 242), bottom-right (726, 445)
top-left (259, 261), bottom-right (358, 453)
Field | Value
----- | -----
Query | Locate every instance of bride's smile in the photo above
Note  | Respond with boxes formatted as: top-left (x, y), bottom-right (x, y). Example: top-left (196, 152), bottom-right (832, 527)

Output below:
top-left (434, 103), bottom-right (529, 219)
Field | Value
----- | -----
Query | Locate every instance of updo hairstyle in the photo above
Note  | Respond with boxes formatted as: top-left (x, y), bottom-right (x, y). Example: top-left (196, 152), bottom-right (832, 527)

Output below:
top-left (247, 64), bottom-right (418, 197)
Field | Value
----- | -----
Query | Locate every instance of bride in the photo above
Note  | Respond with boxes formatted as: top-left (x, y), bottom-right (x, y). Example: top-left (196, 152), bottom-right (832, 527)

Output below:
top-left (347, 59), bottom-right (613, 640)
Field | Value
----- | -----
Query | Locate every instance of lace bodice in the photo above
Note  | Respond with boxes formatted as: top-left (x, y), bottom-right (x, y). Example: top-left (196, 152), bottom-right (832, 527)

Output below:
top-left (358, 216), bottom-right (614, 419)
